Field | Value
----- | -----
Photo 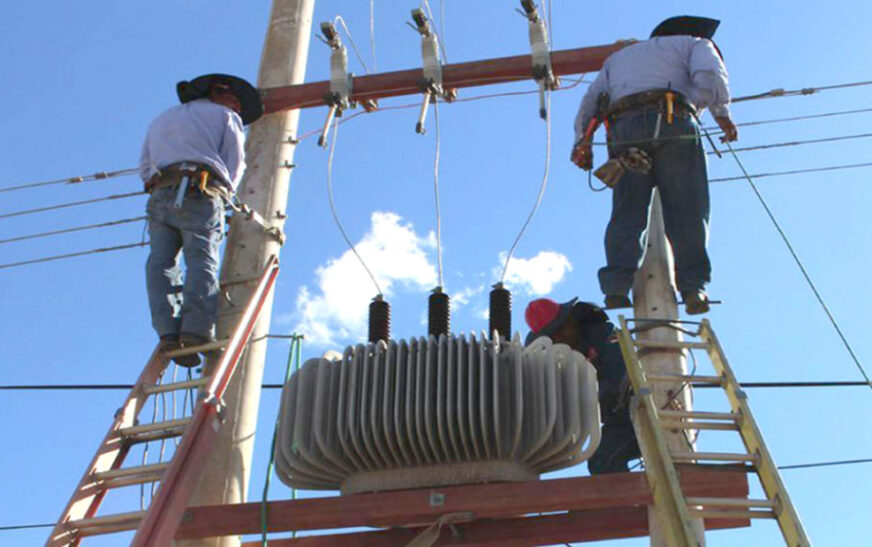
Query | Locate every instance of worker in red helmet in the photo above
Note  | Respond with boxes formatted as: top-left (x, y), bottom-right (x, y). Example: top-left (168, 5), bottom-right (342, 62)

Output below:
top-left (525, 297), bottom-right (640, 474)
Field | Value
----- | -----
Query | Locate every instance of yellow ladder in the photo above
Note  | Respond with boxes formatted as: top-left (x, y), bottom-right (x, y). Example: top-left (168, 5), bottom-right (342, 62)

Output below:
top-left (615, 316), bottom-right (810, 547)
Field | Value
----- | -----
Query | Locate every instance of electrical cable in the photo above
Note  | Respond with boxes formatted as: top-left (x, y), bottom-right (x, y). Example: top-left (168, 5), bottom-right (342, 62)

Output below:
top-left (709, 161), bottom-right (872, 183)
top-left (334, 16), bottom-right (371, 74)
top-left (0, 216), bottom-right (146, 246)
top-left (369, 0), bottom-right (377, 72)
top-left (0, 191), bottom-right (144, 220)
top-left (779, 458), bottom-right (872, 471)
top-left (325, 119), bottom-right (383, 295)
top-left (0, 167), bottom-right (138, 194)
top-left (725, 141), bottom-right (872, 393)
top-left (733, 79), bottom-right (872, 103)
top-left (499, 90), bottom-right (552, 284)
top-left (432, 100), bottom-right (444, 288)
top-left (706, 132), bottom-right (872, 156)
top-left (0, 241), bottom-right (148, 270)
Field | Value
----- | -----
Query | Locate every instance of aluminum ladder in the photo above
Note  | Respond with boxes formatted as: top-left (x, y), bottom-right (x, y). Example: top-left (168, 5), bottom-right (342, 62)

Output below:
top-left (615, 316), bottom-right (811, 547)
top-left (47, 256), bottom-right (280, 546)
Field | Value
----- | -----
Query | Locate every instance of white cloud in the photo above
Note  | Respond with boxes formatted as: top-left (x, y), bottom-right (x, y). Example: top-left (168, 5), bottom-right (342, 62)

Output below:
top-left (451, 285), bottom-right (484, 312)
top-left (289, 211), bottom-right (437, 347)
top-left (496, 250), bottom-right (572, 296)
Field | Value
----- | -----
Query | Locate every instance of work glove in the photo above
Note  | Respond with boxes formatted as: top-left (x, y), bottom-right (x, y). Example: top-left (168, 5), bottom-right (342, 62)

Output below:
top-left (570, 141), bottom-right (593, 171)
top-left (593, 147), bottom-right (653, 188)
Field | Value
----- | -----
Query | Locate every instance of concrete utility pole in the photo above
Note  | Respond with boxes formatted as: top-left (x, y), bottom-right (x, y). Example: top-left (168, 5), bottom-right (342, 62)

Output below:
top-left (176, 1), bottom-right (314, 546)
top-left (631, 192), bottom-right (705, 546)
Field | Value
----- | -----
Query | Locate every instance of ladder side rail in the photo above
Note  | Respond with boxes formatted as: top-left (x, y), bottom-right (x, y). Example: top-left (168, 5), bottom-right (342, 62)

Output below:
top-left (47, 348), bottom-right (170, 547)
top-left (132, 256), bottom-right (280, 547)
top-left (616, 317), bottom-right (698, 547)
top-left (699, 319), bottom-right (812, 547)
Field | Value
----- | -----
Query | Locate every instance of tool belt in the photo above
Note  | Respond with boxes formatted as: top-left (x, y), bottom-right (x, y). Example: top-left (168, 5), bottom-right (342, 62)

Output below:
top-left (607, 89), bottom-right (696, 122)
top-left (145, 163), bottom-right (231, 202)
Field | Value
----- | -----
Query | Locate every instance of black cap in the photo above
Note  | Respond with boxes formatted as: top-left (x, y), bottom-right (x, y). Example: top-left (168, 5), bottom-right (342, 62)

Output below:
top-left (176, 73), bottom-right (264, 125)
top-left (651, 16), bottom-right (720, 39)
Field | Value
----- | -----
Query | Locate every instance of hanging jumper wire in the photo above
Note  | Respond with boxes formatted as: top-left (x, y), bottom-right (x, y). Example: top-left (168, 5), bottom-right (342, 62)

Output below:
top-left (725, 142), bottom-right (872, 393)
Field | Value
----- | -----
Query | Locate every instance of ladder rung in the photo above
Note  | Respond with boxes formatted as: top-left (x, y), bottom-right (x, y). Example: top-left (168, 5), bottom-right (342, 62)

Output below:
top-left (686, 496), bottom-right (775, 509)
top-left (93, 462), bottom-right (169, 488)
top-left (633, 339), bottom-right (709, 350)
top-left (688, 508), bottom-right (776, 520)
top-left (671, 451), bottom-right (756, 463)
top-left (117, 418), bottom-right (192, 443)
top-left (660, 410), bottom-right (739, 421)
top-left (661, 420), bottom-right (739, 431)
top-left (67, 510), bottom-right (145, 536)
top-left (647, 373), bottom-right (723, 384)
top-left (144, 377), bottom-right (209, 395)
top-left (164, 338), bottom-right (228, 358)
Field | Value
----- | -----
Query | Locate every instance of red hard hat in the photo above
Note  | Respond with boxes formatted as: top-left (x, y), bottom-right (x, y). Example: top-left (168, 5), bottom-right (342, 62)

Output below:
top-left (525, 298), bottom-right (576, 334)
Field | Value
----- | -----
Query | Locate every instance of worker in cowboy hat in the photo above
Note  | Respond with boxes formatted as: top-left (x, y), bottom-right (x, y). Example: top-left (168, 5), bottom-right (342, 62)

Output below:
top-left (571, 16), bottom-right (738, 315)
top-left (139, 74), bottom-right (263, 367)
top-left (525, 297), bottom-right (640, 474)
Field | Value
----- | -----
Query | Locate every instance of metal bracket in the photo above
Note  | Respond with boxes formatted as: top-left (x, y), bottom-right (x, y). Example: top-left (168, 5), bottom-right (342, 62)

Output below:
top-left (410, 9), bottom-right (456, 134)
top-left (518, 0), bottom-right (557, 119)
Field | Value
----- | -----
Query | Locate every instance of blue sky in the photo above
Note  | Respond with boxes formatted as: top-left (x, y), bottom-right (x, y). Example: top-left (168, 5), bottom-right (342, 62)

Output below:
top-left (1, 1), bottom-right (871, 545)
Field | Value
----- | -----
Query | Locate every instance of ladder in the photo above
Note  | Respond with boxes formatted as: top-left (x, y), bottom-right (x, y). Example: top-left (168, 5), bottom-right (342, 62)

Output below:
top-left (615, 316), bottom-right (810, 547)
top-left (47, 255), bottom-right (280, 547)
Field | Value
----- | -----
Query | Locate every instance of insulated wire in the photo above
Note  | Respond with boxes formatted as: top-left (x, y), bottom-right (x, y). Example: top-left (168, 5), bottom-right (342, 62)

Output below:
top-left (725, 141), bottom-right (872, 393)
top-left (334, 16), bottom-right (370, 74)
top-left (706, 132), bottom-right (872, 156)
top-left (0, 241), bottom-right (148, 270)
top-left (499, 90), bottom-right (552, 283)
top-left (0, 216), bottom-right (146, 245)
top-left (369, 0), bottom-right (377, 72)
top-left (433, 101), bottom-right (444, 288)
top-left (325, 120), bottom-right (383, 295)
top-left (0, 191), bottom-right (144, 220)
top-left (0, 167), bottom-right (138, 194)
top-left (732, 79), bottom-right (872, 103)
top-left (709, 161), bottom-right (872, 183)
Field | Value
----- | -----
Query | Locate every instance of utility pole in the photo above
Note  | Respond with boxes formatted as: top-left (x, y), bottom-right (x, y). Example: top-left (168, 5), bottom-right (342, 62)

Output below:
top-left (176, 1), bottom-right (315, 546)
top-left (632, 192), bottom-right (706, 546)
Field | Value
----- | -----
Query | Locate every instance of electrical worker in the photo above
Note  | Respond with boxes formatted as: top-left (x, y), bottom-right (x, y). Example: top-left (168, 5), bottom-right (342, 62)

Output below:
top-left (525, 298), bottom-right (640, 474)
top-left (139, 74), bottom-right (263, 367)
top-left (571, 16), bottom-right (738, 315)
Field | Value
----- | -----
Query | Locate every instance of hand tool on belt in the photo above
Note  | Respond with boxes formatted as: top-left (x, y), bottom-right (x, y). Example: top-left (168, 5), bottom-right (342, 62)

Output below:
top-left (145, 163), bottom-right (231, 206)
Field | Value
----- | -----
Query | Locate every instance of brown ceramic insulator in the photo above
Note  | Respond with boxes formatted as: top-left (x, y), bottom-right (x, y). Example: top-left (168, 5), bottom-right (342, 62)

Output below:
top-left (428, 288), bottom-right (450, 337)
top-left (489, 283), bottom-right (511, 340)
top-left (368, 295), bottom-right (390, 343)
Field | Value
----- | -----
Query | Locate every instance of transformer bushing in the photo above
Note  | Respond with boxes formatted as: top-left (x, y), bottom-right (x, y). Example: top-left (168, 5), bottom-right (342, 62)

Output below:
top-left (489, 283), bottom-right (512, 340)
top-left (368, 295), bottom-right (390, 343)
top-left (428, 288), bottom-right (450, 337)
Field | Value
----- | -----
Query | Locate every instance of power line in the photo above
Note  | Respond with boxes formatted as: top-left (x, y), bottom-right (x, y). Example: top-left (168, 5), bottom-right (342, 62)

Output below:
top-left (0, 191), bottom-right (144, 220)
top-left (0, 168), bottom-right (138, 194)
top-left (0, 241), bottom-right (148, 271)
top-left (709, 161), bottom-right (872, 183)
top-left (724, 141), bottom-right (872, 393)
top-left (779, 458), bottom-right (872, 471)
top-left (0, 216), bottom-right (146, 246)
top-left (733, 79), bottom-right (872, 103)
top-left (707, 132), bottom-right (872, 156)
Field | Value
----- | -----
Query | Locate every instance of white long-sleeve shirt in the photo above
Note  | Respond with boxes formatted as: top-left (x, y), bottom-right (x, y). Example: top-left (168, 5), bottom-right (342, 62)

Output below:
top-left (574, 35), bottom-right (732, 144)
top-left (139, 98), bottom-right (246, 192)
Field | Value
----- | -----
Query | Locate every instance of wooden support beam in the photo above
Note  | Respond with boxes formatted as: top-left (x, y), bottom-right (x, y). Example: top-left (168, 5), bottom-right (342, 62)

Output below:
top-left (260, 42), bottom-right (630, 114)
top-left (239, 507), bottom-right (748, 546)
top-left (175, 466), bottom-right (748, 541)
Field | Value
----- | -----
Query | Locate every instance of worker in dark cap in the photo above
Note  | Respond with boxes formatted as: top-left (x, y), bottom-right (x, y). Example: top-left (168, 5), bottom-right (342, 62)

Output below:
top-left (525, 298), bottom-right (640, 474)
top-left (139, 74), bottom-right (263, 366)
top-left (571, 16), bottom-right (738, 315)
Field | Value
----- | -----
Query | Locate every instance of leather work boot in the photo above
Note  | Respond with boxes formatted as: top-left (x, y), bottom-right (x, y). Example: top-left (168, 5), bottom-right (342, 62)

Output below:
top-left (174, 332), bottom-right (210, 368)
top-left (158, 334), bottom-right (180, 352)
top-left (681, 290), bottom-right (710, 315)
top-left (604, 295), bottom-right (632, 310)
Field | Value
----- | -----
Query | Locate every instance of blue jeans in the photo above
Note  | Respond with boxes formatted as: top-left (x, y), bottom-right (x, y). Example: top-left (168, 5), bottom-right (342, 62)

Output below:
top-left (598, 109), bottom-right (711, 296)
top-left (145, 186), bottom-right (225, 340)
